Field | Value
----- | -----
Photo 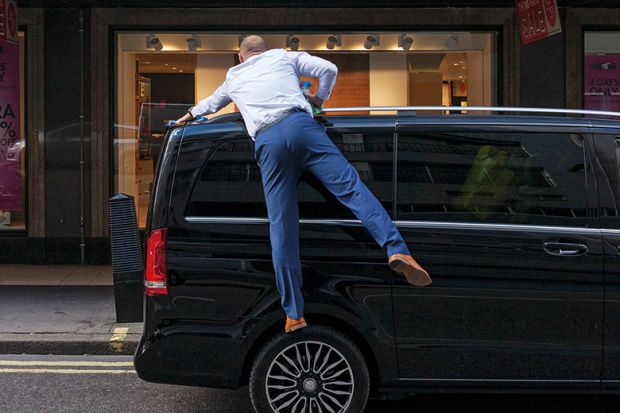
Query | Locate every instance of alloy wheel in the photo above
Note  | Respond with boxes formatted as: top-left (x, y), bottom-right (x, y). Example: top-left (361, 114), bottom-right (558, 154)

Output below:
top-left (265, 340), bottom-right (355, 413)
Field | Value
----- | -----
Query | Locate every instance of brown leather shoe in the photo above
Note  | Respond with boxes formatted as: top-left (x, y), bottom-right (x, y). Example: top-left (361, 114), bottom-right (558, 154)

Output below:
top-left (285, 316), bottom-right (307, 333)
top-left (388, 254), bottom-right (432, 287)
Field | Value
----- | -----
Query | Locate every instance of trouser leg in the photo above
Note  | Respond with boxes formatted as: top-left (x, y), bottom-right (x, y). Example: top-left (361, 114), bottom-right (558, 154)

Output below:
top-left (255, 129), bottom-right (304, 320)
top-left (296, 116), bottom-right (410, 257)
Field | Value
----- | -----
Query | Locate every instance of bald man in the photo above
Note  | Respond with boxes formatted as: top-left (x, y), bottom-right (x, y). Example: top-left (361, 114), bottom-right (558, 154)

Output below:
top-left (176, 35), bottom-right (431, 333)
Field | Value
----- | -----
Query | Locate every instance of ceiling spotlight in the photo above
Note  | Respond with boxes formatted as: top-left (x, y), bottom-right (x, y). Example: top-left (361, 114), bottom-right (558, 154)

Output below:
top-left (364, 34), bottom-right (380, 50)
top-left (146, 34), bottom-right (163, 51)
top-left (399, 34), bottom-right (413, 51)
top-left (326, 35), bottom-right (341, 50)
top-left (186, 35), bottom-right (201, 51)
top-left (286, 35), bottom-right (300, 51)
top-left (445, 35), bottom-right (459, 50)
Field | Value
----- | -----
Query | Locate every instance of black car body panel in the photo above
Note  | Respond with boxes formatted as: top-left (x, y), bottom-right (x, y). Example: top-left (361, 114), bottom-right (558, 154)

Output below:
top-left (135, 113), bottom-right (620, 394)
top-left (590, 128), bottom-right (620, 388)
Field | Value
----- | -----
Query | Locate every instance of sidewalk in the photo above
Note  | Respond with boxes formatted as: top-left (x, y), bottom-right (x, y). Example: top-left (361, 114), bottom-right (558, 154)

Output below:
top-left (0, 265), bottom-right (142, 355)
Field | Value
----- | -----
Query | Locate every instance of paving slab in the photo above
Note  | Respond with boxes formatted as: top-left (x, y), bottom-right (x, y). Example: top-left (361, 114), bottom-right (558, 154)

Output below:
top-left (0, 265), bottom-right (113, 286)
top-left (0, 285), bottom-right (141, 355)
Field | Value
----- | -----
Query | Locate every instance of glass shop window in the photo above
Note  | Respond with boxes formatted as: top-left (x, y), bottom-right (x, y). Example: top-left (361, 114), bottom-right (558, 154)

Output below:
top-left (115, 31), bottom-right (497, 227)
top-left (0, 31), bottom-right (26, 231)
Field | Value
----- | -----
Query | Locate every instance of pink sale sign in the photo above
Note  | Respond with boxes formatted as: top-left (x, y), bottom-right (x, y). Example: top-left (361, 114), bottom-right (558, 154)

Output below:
top-left (0, 0), bottom-right (21, 211)
top-left (584, 54), bottom-right (620, 113)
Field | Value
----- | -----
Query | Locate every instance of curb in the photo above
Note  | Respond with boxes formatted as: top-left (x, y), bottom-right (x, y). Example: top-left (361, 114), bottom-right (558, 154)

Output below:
top-left (0, 333), bottom-right (140, 356)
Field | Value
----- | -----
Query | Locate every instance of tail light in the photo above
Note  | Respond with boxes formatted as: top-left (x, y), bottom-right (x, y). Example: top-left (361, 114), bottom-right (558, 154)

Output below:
top-left (145, 228), bottom-right (168, 296)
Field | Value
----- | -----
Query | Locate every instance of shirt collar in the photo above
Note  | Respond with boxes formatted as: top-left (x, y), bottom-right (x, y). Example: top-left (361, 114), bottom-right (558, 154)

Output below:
top-left (243, 52), bottom-right (264, 63)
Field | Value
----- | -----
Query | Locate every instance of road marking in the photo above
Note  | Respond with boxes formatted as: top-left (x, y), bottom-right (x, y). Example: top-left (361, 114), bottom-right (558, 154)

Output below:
top-left (109, 327), bottom-right (129, 352)
top-left (0, 368), bottom-right (136, 374)
top-left (0, 360), bottom-right (134, 367)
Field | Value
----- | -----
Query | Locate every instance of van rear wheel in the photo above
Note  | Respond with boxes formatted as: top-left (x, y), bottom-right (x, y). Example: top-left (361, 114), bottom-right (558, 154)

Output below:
top-left (249, 324), bottom-right (369, 413)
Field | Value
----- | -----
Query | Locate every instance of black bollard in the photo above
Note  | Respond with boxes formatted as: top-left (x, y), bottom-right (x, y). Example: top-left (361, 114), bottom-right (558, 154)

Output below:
top-left (109, 193), bottom-right (144, 323)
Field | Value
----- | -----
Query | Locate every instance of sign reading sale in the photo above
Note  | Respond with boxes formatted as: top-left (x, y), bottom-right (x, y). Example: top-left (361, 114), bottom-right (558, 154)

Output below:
top-left (516, 0), bottom-right (562, 45)
top-left (0, 0), bottom-right (21, 211)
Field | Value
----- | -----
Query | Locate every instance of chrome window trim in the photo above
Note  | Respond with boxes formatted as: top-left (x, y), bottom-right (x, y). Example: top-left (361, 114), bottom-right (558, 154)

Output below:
top-left (186, 216), bottom-right (269, 225)
top-left (184, 216), bottom-right (605, 235)
top-left (394, 220), bottom-right (600, 235)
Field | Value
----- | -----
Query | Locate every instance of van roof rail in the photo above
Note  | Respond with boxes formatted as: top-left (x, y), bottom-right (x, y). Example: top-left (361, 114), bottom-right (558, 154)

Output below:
top-left (192, 106), bottom-right (620, 126)
top-left (320, 106), bottom-right (620, 118)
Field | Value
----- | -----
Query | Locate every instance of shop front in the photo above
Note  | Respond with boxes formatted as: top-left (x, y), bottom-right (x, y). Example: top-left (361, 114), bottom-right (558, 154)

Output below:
top-left (4, 1), bottom-right (620, 264)
top-left (114, 30), bottom-right (499, 227)
top-left (101, 6), bottom-right (516, 244)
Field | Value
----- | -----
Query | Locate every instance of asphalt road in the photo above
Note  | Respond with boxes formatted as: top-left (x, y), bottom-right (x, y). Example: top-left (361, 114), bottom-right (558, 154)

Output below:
top-left (1, 355), bottom-right (620, 413)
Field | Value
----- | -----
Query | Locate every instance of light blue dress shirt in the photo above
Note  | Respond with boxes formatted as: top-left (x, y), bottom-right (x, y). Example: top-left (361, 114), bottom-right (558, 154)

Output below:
top-left (189, 48), bottom-right (338, 138)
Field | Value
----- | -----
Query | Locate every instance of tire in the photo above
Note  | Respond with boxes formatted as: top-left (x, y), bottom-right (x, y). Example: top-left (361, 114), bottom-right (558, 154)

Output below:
top-left (249, 324), bottom-right (370, 413)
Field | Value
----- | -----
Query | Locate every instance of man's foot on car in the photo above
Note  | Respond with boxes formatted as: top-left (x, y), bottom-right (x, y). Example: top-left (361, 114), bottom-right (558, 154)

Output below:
top-left (388, 254), bottom-right (432, 287)
top-left (285, 316), bottom-right (307, 333)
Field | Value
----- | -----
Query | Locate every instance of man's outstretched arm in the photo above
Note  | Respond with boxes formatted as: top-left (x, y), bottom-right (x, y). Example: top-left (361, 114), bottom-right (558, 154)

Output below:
top-left (176, 82), bottom-right (232, 124)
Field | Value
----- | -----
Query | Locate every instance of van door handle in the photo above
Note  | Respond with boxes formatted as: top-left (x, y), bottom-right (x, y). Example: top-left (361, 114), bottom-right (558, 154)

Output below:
top-left (543, 242), bottom-right (589, 257)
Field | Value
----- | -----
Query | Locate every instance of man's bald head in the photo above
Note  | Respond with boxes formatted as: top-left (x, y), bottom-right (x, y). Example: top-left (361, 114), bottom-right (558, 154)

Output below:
top-left (239, 35), bottom-right (267, 62)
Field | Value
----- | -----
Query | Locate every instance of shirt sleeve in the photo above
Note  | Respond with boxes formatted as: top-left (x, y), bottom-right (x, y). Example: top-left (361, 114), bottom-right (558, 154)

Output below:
top-left (189, 82), bottom-right (232, 118)
top-left (291, 52), bottom-right (338, 101)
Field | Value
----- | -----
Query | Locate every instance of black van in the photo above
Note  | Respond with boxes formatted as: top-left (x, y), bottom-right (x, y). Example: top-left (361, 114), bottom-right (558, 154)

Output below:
top-left (133, 107), bottom-right (620, 412)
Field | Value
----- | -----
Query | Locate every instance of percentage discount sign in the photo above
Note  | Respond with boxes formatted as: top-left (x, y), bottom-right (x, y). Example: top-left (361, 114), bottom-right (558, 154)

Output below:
top-left (0, 120), bottom-right (15, 138)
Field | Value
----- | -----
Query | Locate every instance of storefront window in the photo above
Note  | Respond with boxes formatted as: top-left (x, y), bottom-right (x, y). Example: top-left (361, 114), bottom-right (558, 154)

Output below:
top-left (115, 31), bottom-right (498, 228)
top-left (0, 31), bottom-right (25, 231)
top-left (584, 32), bottom-right (620, 112)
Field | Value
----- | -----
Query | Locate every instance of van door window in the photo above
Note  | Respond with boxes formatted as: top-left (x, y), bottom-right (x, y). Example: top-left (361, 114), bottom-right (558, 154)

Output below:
top-left (396, 132), bottom-right (586, 227)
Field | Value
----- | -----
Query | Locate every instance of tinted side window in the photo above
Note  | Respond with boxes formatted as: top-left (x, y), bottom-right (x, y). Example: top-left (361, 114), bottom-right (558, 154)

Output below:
top-left (185, 139), bottom-right (267, 218)
top-left (397, 132), bottom-right (586, 226)
top-left (185, 130), bottom-right (394, 219)
top-left (298, 130), bottom-right (394, 219)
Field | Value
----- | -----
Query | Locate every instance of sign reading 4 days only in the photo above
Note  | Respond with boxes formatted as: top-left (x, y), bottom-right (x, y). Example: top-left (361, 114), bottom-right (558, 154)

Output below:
top-left (0, 0), bottom-right (21, 211)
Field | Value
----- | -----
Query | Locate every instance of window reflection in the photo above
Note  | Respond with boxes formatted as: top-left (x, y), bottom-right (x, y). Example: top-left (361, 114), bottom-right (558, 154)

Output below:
top-left (397, 133), bottom-right (586, 226)
top-left (185, 131), bottom-right (394, 220)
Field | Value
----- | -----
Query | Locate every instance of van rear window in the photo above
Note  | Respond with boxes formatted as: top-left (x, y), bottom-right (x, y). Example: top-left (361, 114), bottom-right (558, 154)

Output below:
top-left (185, 140), bottom-right (267, 218)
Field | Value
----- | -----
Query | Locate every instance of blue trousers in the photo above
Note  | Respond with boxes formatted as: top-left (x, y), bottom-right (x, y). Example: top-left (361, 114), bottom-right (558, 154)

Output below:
top-left (254, 111), bottom-right (410, 320)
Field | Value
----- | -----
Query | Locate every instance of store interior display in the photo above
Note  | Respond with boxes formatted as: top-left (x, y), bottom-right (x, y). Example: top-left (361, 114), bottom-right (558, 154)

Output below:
top-left (115, 32), bottom-right (497, 228)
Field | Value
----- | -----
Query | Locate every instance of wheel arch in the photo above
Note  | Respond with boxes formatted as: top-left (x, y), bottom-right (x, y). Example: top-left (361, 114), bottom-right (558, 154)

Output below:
top-left (240, 313), bottom-right (381, 392)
